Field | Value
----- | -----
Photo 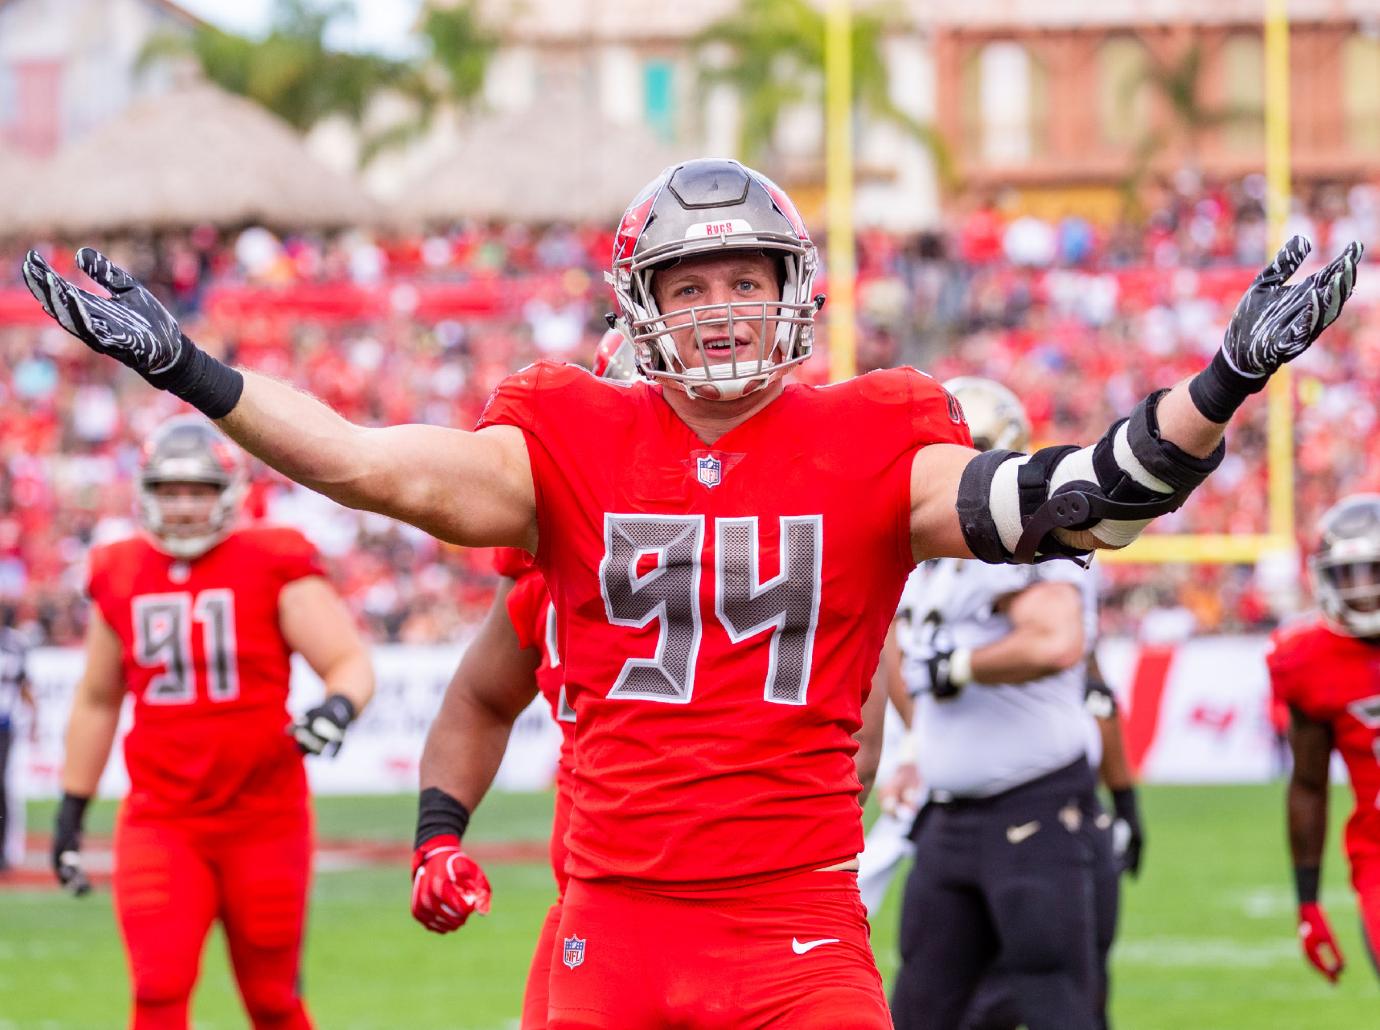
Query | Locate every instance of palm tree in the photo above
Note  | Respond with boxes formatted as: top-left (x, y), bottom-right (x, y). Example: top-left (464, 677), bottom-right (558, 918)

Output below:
top-left (696, 0), bottom-right (950, 182)
top-left (140, 0), bottom-right (495, 164)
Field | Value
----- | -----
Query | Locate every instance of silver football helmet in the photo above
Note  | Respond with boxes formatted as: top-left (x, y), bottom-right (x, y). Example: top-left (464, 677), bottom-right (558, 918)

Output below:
top-left (607, 158), bottom-right (822, 401)
top-left (1310, 494), bottom-right (1380, 637)
top-left (942, 376), bottom-right (1031, 453)
top-left (137, 416), bottom-right (246, 559)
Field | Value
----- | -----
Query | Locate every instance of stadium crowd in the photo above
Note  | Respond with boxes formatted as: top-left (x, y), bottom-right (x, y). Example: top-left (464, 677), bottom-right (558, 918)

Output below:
top-left (2, 172), bottom-right (1377, 645)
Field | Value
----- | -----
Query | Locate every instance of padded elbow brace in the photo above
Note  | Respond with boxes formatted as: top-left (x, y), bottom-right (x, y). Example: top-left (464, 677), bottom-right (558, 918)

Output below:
top-left (956, 389), bottom-right (1225, 564)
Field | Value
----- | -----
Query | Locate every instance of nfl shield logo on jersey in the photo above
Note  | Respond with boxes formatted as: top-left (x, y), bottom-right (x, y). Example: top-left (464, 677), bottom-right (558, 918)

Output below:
top-left (563, 935), bottom-right (586, 970)
top-left (696, 455), bottom-right (722, 488)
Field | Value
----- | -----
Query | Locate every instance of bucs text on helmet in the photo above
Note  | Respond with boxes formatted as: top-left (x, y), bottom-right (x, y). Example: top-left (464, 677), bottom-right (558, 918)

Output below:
top-left (607, 158), bottom-right (823, 401)
top-left (138, 416), bottom-right (246, 559)
top-left (943, 376), bottom-right (1031, 453)
top-left (1311, 494), bottom-right (1380, 637)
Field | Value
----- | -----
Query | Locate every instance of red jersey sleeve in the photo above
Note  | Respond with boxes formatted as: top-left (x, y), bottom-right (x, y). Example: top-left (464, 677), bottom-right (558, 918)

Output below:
top-left (908, 368), bottom-right (974, 449)
top-left (493, 546), bottom-right (536, 579)
top-left (1266, 621), bottom-right (1313, 717)
top-left (476, 362), bottom-right (546, 434)
top-left (84, 543), bottom-right (119, 628)
top-left (260, 527), bottom-right (326, 588)
top-left (504, 573), bottom-right (545, 652)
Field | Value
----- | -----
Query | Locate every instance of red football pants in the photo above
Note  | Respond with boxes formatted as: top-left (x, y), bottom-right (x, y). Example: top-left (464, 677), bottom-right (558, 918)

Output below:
top-left (521, 784), bottom-right (573, 1029)
top-left (113, 804), bottom-right (313, 1030)
top-left (1352, 860), bottom-right (1380, 973)
top-left (547, 869), bottom-right (891, 1030)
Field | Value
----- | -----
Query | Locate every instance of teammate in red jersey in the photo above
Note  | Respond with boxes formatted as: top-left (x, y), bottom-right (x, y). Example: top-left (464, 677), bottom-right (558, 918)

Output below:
top-left (53, 417), bottom-right (375, 1030)
top-left (26, 159), bottom-right (1359, 1028)
top-left (1268, 494), bottom-right (1380, 984)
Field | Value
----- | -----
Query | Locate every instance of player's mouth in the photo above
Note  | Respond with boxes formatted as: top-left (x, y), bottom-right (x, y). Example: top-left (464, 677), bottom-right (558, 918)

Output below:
top-left (701, 336), bottom-right (757, 360)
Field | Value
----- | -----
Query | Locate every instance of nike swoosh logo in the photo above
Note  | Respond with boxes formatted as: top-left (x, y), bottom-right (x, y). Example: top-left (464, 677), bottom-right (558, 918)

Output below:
top-left (792, 937), bottom-right (841, 955)
top-left (1006, 820), bottom-right (1041, 844)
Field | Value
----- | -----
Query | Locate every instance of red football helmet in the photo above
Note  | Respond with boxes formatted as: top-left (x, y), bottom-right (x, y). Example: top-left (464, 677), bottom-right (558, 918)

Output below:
top-left (607, 158), bottom-right (822, 401)
top-left (593, 327), bottom-right (639, 382)
top-left (1311, 494), bottom-right (1380, 636)
top-left (137, 416), bottom-right (246, 559)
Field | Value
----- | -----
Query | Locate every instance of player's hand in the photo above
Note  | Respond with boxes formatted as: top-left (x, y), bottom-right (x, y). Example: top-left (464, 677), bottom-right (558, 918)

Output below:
top-left (1298, 902), bottom-right (1345, 982)
top-left (1221, 236), bottom-right (1362, 379)
top-left (411, 834), bottom-right (492, 934)
top-left (51, 793), bottom-right (92, 898)
top-left (879, 761), bottom-right (922, 818)
top-left (905, 645), bottom-right (968, 700)
top-left (1111, 787), bottom-right (1144, 878)
top-left (290, 694), bottom-right (357, 757)
top-left (22, 248), bottom-right (185, 378)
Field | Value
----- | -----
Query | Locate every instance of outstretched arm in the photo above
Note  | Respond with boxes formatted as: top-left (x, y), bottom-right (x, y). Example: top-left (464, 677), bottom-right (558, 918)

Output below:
top-left (22, 249), bottom-right (537, 550)
top-left (911, 238), bottom-right (1363, 563)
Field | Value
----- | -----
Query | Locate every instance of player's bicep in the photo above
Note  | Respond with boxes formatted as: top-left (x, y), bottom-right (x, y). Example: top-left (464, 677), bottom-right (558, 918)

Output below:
top-left (1004, 581), bottom-right (1085, 662)
top-left (1288, 705), bottom-right (1333, 792)
top-left (448, 579), bottom-right (542, 724)
top-left (361, 423), bottom-right (537, 551)
top-left (279, 576), bottom-right (368, 677)
top-left (76, 609), bottom-right (124, 709)
top-left (909, 444), bottom-right (981, 562)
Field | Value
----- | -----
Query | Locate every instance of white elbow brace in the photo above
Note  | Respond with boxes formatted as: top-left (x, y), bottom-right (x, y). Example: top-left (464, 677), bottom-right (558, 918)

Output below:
top-left (956, 389), bottom-right (1225, 564)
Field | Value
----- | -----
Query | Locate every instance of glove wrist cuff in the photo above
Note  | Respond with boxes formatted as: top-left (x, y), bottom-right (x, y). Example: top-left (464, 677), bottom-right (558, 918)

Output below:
top-left (145, 336), bottom-right (244, 419)
top-left (1294, 865), bottom-right (1322, 906)
top-left (1111, 786), bottom-right (1138, 822)
top-left (415, 787), bottom-right (471, 851)
top-left (56, 791), bottom-right (90, 836)
top-left (321, 694), bottom-right (357, 727)
top-left (1189, 348), bottom-right (1267, 424)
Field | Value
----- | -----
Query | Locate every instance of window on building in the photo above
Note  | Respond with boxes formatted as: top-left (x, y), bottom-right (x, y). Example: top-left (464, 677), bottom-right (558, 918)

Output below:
top-left (1097, 36), bottom-right (1151, 151)
top-left (1221, 33), bottom-right (1264, 153)
top-left (961, 41), bottom-right (1043, 165)
top-left (644, 59), bottom-right (675, 142)
top-left (1344, 32), bottom-right (1380, 153)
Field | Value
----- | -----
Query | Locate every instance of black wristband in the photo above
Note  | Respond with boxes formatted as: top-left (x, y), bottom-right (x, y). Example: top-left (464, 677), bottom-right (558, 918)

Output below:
top-left (320, 694), bottom-right (357, 727)
top-left (1111, 786), bottom-right (1138, 823)
top-left (55, 792), bottom-right (90, 843)
top-left (1188, 349), bottom-right (1268, 424)
top-left (145, 335), bottom-right (244, 419)
top-left (415, 786), bottom-right (471, 850)
top-left (1294, 864), bottom-right (1321, 905)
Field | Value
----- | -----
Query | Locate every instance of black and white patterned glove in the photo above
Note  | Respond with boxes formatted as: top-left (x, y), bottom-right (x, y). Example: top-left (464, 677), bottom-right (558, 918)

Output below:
top-left (23, 248), bottom-right (184, 376)
top-left (1192, 236), bottom-right (1363, 421)
top-left (21, 248), bottom-right (243, 417)
top-left (290, 694), bottom-right (357, 757)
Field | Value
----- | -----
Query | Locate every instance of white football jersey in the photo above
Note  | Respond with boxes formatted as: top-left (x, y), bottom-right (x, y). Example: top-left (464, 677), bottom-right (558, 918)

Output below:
top-left (900, 558), bottom-right (1098, 798)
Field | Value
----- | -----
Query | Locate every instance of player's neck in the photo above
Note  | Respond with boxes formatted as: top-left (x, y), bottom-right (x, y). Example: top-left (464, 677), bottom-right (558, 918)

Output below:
top-left (659, 379), bottom-right (785, 445)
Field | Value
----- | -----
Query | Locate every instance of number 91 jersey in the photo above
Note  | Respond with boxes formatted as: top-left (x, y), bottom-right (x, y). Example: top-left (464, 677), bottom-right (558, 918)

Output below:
top-left (86, 527), bottom-right (325, 820)
top-left (479, 360), bottom-right (970, 887)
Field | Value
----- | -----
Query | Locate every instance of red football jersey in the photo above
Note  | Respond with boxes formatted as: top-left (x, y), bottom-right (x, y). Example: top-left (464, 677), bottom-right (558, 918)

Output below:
top-left (478, 360), bottom-right (970, 886)
top-left (1268, 613), bottom-right (1380, 870)
top-left (86, 527), bottom-right (325, 819)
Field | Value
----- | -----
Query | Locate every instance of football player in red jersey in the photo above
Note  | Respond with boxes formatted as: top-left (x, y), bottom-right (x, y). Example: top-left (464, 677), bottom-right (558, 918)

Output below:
top-left (1268, 494), bottom-right (1380, 984)
top-left (25, 161), bottom-right (1360, 1028)
top-left (53, 417), bottom-right (374, 1030)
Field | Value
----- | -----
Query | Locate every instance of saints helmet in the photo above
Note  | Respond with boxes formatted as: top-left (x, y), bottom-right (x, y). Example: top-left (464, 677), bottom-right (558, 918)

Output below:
top-left (1310, 494), bottom-right (1380, 637)
top-left (137, 416), bottom-right (246, 559)
top-left (607, 158), bottom-right (822, 401)
top-left (942, 376), bottom-right (1031, 453)
top-left (593, 326), bottom-right (639, 382)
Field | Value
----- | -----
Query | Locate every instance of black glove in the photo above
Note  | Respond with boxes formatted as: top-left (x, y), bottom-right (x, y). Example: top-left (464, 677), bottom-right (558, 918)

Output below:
top-left (52, 792), bottom-right (92, 897)
top-left (1190, 236), bottom-right (1363, 422)
top-left (1111, 786), bottom-right (1144, 878)
top-left (906, 645), bottom-right (970, 701)
top-left (290, 694), bottom-right (357, 757)
top-left (22, 249), bottom-right (243, 418)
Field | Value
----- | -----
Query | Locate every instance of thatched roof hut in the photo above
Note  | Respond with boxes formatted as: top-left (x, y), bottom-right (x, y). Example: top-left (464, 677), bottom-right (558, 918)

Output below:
top-left (399, 98), bottom-right (694, 225)
top-left (7, 82), bottom-right (381, 237)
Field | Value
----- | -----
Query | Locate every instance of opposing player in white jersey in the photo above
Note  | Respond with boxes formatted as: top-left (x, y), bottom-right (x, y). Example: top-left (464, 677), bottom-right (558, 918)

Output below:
top-left (878, 378), bottom-right (1104, 1030)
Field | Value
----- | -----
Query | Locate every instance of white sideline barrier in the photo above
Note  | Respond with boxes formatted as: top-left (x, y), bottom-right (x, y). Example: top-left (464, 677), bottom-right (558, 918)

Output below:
top-left (18, 635), bottom-right (1291, 804)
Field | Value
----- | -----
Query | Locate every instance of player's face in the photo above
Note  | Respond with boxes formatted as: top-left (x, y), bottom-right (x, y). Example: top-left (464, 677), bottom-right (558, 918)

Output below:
top-left (1329, 560), bottom-right (1380, 613)
top-left (149, 482), bottom-right (222, 539)
top-left (650, 251), bottom-right (782, 374)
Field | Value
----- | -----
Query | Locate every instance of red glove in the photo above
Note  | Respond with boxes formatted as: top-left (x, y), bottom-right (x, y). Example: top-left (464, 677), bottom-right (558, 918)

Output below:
top-left (1298, 902), bottom-right (1345, 982)
top-left (411, 834), bottom-right (492, 934)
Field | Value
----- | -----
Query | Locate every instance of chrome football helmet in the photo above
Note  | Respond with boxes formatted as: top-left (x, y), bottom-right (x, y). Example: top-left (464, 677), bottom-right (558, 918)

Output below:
top-left (607, 158), bottom-right (822, 401)
top-left (137, 416), bottom-right (246, 559)
top-left (593, 326), bottom-right (639, 382)
top-left (1311, 494), bottom-right (1380, 637)
top-left (942, 376), bottom-right (1031, 453)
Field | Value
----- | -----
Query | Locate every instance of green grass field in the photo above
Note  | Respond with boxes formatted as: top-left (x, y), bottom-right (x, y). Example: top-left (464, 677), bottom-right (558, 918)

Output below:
top-left (3, 785), bottom-right (1378, 1028)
